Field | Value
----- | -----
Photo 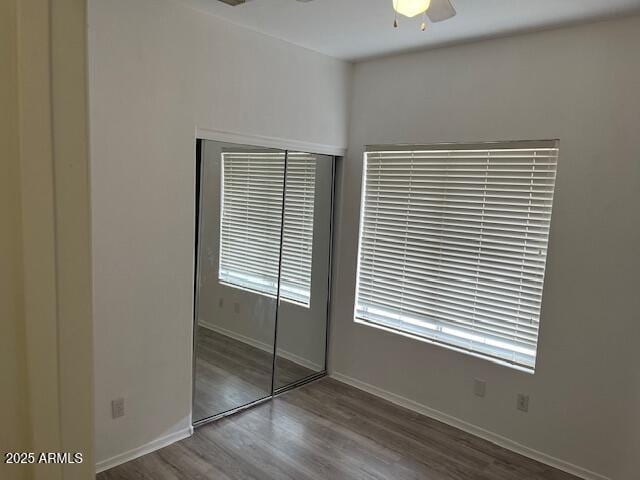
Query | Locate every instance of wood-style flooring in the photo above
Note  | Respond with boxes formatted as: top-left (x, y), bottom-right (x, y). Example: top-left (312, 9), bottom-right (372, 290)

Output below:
top-left (100, 377), bottom-right (578, 480)
top-left (194, 326), bottom-right (315, 421)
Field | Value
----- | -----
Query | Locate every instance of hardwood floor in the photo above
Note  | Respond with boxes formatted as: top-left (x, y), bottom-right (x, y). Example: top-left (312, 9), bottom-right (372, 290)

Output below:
top-left (100, 378), bottom-right (578, 480)
top-left (194, 326), bottom-right (315, 421)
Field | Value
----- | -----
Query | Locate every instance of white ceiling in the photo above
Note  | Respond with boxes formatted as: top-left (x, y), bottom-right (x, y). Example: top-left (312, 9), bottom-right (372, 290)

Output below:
top-left (178, 0), bottom-right (640, 61)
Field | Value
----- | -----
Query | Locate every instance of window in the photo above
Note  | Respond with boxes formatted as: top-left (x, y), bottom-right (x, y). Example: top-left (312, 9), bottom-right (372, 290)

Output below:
top-left (219, 151), bottom-right (316, 306)
top-left (354, 141), bottom-right (559, 370)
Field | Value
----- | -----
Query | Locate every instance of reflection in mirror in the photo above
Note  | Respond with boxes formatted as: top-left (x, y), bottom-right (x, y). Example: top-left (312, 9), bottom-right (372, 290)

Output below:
top-left (274, 153), bottom-right (333, 390)
top-left (193, 140), bottom-right (285, 423)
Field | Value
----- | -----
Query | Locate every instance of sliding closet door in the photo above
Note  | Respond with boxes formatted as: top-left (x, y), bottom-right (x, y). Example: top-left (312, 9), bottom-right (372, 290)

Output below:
top-left (274, 153), bottom-right (334, 390)
top-left (193, 140), bottom-right (285, 423)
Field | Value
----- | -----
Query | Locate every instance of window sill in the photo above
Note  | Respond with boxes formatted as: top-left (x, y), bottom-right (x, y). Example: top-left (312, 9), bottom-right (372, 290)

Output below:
top-left (354, 318), bottom-right (535, 375)
top-left (218, 280), bottom-right (311, 309)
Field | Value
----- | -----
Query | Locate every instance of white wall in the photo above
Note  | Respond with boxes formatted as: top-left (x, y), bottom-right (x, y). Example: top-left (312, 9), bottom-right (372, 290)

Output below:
top-left (331, 16), bottom-right (640, 480)
top-left (89, 0), bottom-right (351, 466)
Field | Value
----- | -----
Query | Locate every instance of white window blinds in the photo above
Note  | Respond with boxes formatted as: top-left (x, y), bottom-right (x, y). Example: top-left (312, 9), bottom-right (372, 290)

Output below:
top-left (281, 153), bottom-right (317, 305)
top-left (219, 151), bottom-right (316, 306)
top-left (355, 141), bottom-right (559, 370)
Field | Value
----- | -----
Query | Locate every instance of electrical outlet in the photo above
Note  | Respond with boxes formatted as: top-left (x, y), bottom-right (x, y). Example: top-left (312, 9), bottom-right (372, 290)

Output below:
top-left (111, 398), bottom-right (125, 419)
top-left (474, 379), bottom-right (486, 398)
top-left (218, 298), bottom-right (224, 308)
top-left (517, 394), bottom-right (529, 412)
top-left (233, 302), bottom-right (240, 314)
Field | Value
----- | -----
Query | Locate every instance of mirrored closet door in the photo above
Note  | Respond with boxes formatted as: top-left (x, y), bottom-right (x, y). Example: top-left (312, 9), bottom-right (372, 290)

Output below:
top-left (274, 152), bottom-right (333, 391)
top-left (193, 139), bottom-right (334, 425)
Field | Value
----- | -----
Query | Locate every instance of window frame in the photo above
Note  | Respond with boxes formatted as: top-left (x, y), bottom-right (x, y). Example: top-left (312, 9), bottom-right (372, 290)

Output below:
top-left (353, 140), bottom-right (559, 372)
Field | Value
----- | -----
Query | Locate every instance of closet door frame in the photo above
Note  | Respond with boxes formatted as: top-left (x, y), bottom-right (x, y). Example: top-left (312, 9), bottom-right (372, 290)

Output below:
top-left (192, 128), bottom-right (343, 428)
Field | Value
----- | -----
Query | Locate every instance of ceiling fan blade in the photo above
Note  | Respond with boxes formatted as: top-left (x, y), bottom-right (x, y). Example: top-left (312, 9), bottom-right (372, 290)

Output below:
top-left (427, 0), bottom-right (456, 22)
top-left (216, 0), bottom-right (251, 5)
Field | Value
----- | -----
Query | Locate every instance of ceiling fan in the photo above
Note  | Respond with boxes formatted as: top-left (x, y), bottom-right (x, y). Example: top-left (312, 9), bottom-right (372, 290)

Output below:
top-left (216, 0), bottom-right (457, 32)
top-left (393, 0), bottom-right (457, 31)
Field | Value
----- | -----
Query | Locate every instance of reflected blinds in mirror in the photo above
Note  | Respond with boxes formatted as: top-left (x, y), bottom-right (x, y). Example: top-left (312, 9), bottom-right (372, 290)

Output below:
top-left (219, 151), bottom-right (316, 306)
top-left (281, 153), bottom-right (317, 306)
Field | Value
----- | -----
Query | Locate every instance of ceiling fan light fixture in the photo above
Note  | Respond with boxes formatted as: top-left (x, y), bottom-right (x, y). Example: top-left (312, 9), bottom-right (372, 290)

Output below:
top-left (392, 0), bottom-right (431, 18)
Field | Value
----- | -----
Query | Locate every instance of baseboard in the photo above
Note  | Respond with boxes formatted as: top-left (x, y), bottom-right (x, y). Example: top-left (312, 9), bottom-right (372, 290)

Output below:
top-left (277, 347), bottom-right (323, 372)
top-left (95, 426), bottom-right (193, 474)
top-left (198, 321), bottom-right (323, 371)
top-left (330, 372), bottom-right (610, 480)
top-left (199, 320), bottom-right (274, 353)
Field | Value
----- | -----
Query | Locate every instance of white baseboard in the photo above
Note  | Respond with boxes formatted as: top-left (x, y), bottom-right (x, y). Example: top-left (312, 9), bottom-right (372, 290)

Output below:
top-left (199, 321), bottom-right (274, 353)
top-left (198, 321), bottom-right (323, 371)
top-left (95, 426), bottom-right (193, 474)
top-left (277, 347), bottom-right (324, 373)
top-left (330, 372), bottom-right (610, 480)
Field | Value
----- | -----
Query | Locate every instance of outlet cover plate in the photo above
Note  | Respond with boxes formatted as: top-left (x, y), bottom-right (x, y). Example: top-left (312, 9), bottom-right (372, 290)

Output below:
top-left (474, 379), bottom-right (486, 398)
top-left (111, 398), bottom-right (125, 418)
top-left (517, 394), bottom-right (529, 412)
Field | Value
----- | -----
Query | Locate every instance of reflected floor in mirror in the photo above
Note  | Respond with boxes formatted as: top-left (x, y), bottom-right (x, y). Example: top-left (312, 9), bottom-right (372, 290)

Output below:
top-left (194, 326), bottom-right (314, 421)
top-left (100, 378), bottom-right (579, 480)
